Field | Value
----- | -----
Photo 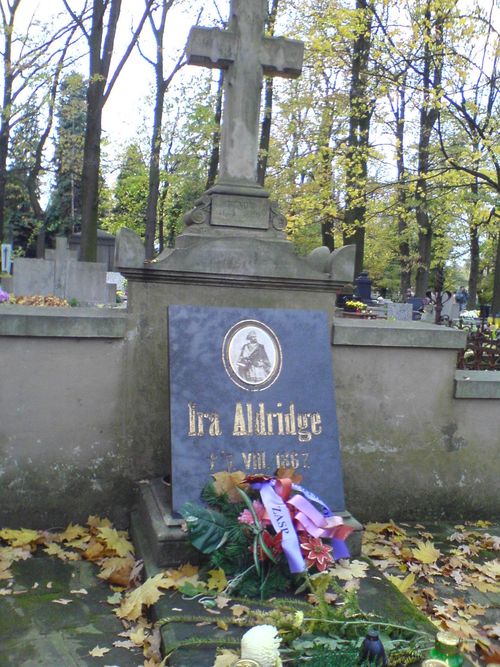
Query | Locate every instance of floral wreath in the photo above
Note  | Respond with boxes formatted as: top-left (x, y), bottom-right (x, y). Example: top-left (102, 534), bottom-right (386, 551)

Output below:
top-left (180, 470), bottom-right (353, 599)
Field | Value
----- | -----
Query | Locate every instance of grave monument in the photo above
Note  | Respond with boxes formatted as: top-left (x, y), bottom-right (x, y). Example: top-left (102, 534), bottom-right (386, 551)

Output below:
top-left (121, 0), bottom-right (361, 566)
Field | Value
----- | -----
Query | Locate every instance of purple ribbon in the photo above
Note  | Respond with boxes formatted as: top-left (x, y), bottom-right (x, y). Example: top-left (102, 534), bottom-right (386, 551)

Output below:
top-left (292, 483), bottom-right (351, 560)
top-left (253, 481), bottom-right (305, 574)
top-left (250, 479), bottom-right (350, 569)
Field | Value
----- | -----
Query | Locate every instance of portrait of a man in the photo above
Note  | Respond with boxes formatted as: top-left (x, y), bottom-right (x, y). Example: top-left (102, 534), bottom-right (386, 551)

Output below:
top-left (223, 320), bottom-right (281, 390)
top-left (237, 329), bottom-right (272, 382)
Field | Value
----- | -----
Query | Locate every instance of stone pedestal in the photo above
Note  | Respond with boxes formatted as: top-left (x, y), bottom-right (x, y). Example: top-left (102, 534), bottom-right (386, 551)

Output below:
top-left (131, 479), bottom-right (200, 567)
top-left (117, 195), bottom-right (361, 567)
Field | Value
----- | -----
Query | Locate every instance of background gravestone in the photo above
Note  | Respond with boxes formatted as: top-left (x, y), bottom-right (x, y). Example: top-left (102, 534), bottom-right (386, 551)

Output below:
top-left (387, 303), bottom-right (413, 321)
top-left (12, 237), bottom-right (116, 305)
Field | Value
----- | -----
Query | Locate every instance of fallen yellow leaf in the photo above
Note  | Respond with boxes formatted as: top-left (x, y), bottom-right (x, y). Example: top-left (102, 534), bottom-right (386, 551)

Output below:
top-left (97, 527), bottom-right (134, 557)
top-left (231, 604), bottom-right (249, 618)
top-left (331, 559), bottom-right (368, 580)
top-left (88, 645), bottom-right (111, 657)
top-left (207, 568), bottom-right (227, 593)
top-left (44, 543), bottom-right (80, 561)
top-left (87, 515), bottom-right (113, 530)
top-left (215, 595), bottom-right (230, 609)
top-left (163, 563), bottom-right (201, 589)
top-left (116, 573), bottom-right (170, 621)
top-left (212, 471), bottom-right (247, 502)
top-left (412, 540), bottom-right (441, 564)
top-left (386, 572), bottom-right (416, 593)
top-left (213, 649), bottom-right (239, 666)
top-left (58, 523), bottom-right (88, 543)
top-left (82, 540), bottom-right (106, 562)
top-left (0, 528), bottom-right (40, 547)
top-left (97, 556), bottom-right (135, 586)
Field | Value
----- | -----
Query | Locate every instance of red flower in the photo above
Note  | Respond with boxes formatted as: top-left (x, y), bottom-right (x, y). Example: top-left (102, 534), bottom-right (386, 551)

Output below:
top-left (300, 536), bottom-right (334, 571)
top-left (256, 530), bottom-right (283, 561)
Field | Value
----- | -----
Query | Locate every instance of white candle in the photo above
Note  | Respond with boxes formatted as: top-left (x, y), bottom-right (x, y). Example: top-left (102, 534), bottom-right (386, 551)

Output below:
top-left (240, 625), bottom-right (282, 667)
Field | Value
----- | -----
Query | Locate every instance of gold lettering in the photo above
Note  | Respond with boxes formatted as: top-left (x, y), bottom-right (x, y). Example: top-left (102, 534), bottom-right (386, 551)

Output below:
top-left (242, 451), bottom-right (267, 471)
top-left (188, 402), bottom-right (221, 436)
top-left (242, 452), bottom-right (252, 470)
top-left (233, 402), bottom-right (247, 436)
top-left (276, 451), bottom-right (310, 469)
top-left (208, 413), bottom-right (222, 436)
top-left (297, 414), bottom-right (312, 442)
top-left (311, 413), bottom-right (322, 435)
top-left (255, 403), bottom-right (267, 435)
top-left (246, 403), bottom-right (254, 435)
top-left (267, 413), bottom-right (274, 435)
top-left (276, 452), bottom-right (290, 468)
top-left (188, 402), bottom-right (197, 436)
top-left (230, 402), bottom-right (322, 442)
top-left (285, 404), bottom-right (297, 435)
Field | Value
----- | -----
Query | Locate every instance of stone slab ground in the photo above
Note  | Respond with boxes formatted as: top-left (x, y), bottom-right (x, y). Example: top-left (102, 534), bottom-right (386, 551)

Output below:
top-left (2, 522), bottom-right (497, 666)
top-left (0, 556), bottom-right (143, 667)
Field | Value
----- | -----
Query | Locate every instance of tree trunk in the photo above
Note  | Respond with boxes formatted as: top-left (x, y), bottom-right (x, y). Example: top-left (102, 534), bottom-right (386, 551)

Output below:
top-left (77, 0), bottom-right (153, 261)
top-left (257, 76), bottom-right (273, 186)
top-left (468, 222), bottom-right (480, 309)
top-left (395, 80), bottom-right (411, 297)
top-left (145, 62), bottom-right (165, 259)
top-left (414, 3), bottom-right (443, 297)
top-left (256, 0), bottom-right (279, 187)
top-left (80, 79), bottom-right (105, 262)
top-left (492, 229), bottom-right (500, 316)
top-left (0, 122), bottom-right (9, 244)
top-left (205, 69), bottom-right (224, 190)
top-left (467, 175), bottom-right (481, 309)
top-left (343, 0), bottom-right (372, 279)
top-left (0, 4), bottom-right (16, 243)
top-left (318, 100), bottom-right (335, 250)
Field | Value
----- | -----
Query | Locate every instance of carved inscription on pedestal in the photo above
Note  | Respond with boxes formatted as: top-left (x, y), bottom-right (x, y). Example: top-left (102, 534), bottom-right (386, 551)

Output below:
top-left (211, 194), bottom-right (270, 229)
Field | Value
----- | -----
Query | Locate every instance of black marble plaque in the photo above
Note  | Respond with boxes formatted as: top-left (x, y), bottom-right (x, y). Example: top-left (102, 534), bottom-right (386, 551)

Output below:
top-left (168, 306), bottom-right (345, 514)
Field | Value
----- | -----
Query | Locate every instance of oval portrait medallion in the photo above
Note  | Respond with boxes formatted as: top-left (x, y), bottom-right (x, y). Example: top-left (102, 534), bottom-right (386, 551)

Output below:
top-left (222, 320), bottom-right (282, 391)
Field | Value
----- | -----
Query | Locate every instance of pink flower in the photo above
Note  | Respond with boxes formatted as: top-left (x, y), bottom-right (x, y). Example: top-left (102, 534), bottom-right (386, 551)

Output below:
top-left (300, 536), bottom-right (334, 572)
top-left (238, 500), bottom-right (270, 526)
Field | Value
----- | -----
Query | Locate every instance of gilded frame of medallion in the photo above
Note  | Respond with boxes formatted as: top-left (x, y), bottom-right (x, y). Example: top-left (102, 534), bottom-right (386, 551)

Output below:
top-left (222, 319), bottom-right (282, 391)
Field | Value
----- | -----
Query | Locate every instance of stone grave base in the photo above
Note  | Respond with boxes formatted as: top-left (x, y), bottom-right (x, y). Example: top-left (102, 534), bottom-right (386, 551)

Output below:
top-left (131, 477), bottom-right (363, 569)
top-left (131, 501), bottom-right (438, 667)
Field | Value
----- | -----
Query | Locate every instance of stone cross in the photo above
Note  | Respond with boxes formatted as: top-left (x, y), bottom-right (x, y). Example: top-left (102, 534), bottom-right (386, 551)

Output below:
top-left (186, 0), bottom-right (303, 186)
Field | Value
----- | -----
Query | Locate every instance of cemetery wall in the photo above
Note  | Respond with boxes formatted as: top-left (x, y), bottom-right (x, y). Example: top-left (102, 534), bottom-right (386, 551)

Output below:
top-left (0, 304), bottom-right (498, 528)
top-left (332, 320), bottom-right (499, 521)
top-left (0, 306), bottom-right (130, 527)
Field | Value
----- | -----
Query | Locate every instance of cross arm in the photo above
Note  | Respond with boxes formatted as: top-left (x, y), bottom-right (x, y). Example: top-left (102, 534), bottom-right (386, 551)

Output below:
top-left (186, 26), bottom-right (237, 70)
top-left (260, 37), bottom-right (304, 79)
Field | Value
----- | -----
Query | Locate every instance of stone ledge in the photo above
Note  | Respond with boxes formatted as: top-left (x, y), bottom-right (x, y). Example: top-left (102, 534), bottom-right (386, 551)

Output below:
top-left (332, 317), bottom-right (467, 350)
top-left (0, 305), bottom-right (127, 338)
top-left (454, 370), bottom-right (500, 399)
